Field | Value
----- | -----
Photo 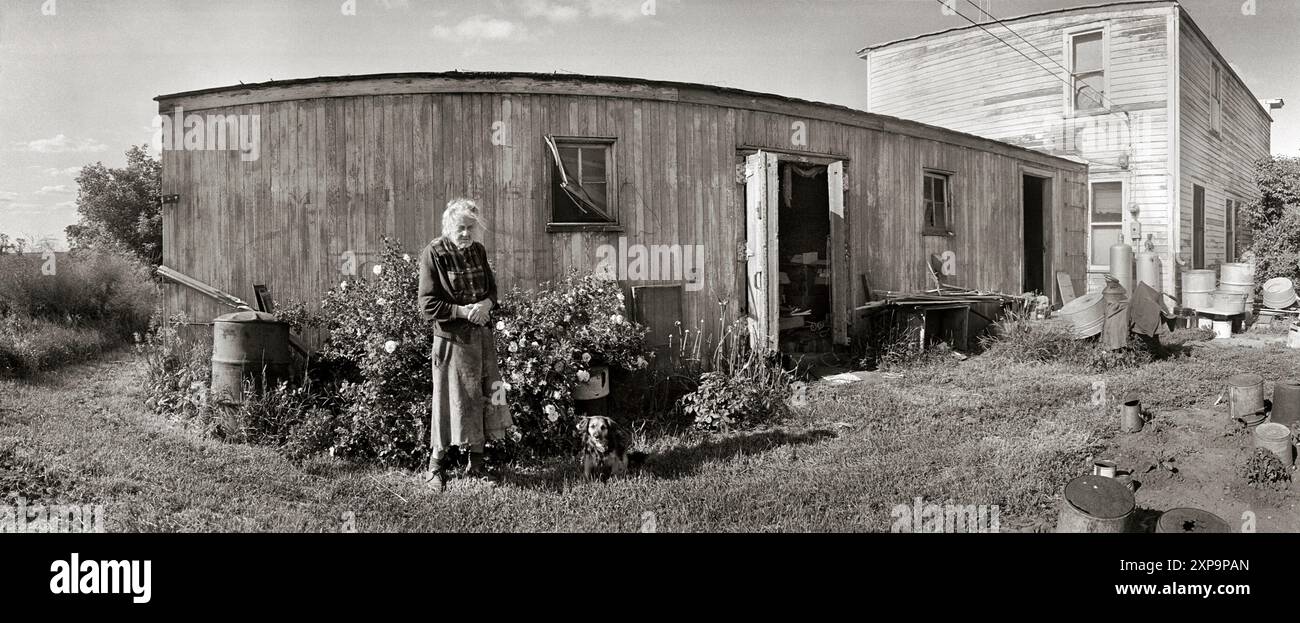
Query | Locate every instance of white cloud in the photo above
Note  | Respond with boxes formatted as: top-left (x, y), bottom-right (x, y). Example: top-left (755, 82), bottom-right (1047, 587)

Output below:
top-left (36, 185), bottom-right (73, 195)
top-left (585, 0), bottom-right (651, 22)
top-left (41, 167), bottom-right (82, 178)
top-left (517, 0), bottom-right (582, 22)
top-left (515, 0), bottom-right (654, 23)
top-left (431, 14), bottom-right (531, 42)
top-left (13, 134), bottom-right (108, 153)
top-left (0, 191), bottom-right (18, 202)
top-left (52, 200), bottom-right (76, 210)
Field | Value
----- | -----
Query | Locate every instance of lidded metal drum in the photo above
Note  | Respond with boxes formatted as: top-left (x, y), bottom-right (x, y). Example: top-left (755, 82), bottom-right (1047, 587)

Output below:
top-left (211, 310), bottom-right (293, 405)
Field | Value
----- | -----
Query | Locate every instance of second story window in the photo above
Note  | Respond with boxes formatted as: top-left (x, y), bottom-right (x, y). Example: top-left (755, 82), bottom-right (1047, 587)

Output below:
top-left (1069, 29), bottom-right (1106, 113)
top-left (923, 171), bottom-right (952, 236)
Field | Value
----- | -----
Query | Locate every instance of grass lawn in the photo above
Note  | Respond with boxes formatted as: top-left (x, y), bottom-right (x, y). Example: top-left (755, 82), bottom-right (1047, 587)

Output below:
top-left (2, 332), bottom-right (1297, 532)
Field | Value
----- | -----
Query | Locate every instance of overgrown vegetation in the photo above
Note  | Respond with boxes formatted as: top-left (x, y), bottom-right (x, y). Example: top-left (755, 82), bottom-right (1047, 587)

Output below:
top-left (1242, 155), bottom-right (1300, 283)
top-left (0, 248), bottom-right (156, 377)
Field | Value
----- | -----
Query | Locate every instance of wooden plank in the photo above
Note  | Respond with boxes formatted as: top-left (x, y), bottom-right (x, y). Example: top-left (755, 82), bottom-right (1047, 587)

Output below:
top-left (1057, 271), bottom-right (1078, 304)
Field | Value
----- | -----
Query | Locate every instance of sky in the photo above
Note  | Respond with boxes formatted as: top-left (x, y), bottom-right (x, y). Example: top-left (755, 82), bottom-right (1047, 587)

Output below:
top-left (0, 0), bottom-right (1296, 250)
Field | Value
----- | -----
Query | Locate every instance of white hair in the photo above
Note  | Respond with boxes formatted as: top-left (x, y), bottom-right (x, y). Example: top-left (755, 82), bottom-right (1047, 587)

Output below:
top-left (441, 198), bottom-right (485, 238)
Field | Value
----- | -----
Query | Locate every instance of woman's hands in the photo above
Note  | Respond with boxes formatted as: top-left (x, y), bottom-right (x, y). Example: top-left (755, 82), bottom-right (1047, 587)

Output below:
top-left (466, 303), bottom-right (490, 326)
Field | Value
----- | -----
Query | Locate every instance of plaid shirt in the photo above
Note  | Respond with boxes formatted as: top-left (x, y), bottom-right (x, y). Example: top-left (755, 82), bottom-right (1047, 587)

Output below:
top-left (418, 237), bottom-right (498, 338)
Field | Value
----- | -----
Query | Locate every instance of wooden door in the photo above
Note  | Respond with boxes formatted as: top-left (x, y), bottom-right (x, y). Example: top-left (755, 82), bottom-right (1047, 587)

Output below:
top-left (828, 161), bottom-right (849, 345)
top-left (744, 151), bottom-right (779, 351)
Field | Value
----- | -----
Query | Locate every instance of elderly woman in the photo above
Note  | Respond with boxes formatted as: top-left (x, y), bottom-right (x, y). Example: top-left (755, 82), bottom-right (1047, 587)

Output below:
top-left (418, 198), bottom-right (513, 489)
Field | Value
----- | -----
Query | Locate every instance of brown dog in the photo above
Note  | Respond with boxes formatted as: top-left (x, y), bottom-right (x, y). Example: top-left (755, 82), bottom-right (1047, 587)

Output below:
top-left (577, 415), bottom-right (645, 481)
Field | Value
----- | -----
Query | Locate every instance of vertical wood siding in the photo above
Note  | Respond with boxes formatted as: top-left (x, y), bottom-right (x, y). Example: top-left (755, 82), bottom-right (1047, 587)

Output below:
top-left (161, 85), bottom-right (1085, 350)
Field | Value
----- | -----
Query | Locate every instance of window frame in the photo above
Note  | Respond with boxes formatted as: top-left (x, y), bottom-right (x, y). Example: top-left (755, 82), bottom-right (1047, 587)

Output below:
top-left (545, 135), bottom-right (621, 232)
top-left (921, 169), bottom-right (954, 237)
top-left (1063, 23), bottom-right (1111, 117)
top-left (1088, 179), bottom-right (1125, 271)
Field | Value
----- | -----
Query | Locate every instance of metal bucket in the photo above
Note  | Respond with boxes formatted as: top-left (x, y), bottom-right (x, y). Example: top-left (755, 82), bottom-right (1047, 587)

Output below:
top-left (573, 365), bottom-right (611, 400)
top-left (1274, 381), bottom-right (1300, 428)
top-left (1155, 508), bottom-right (1231, 533)
top-left (1182, 291), bottom-right (1213, 312)
top-left (1056, 474), bottom-right (1134, 533)
top-left (1210, 290), bottom-right (1247, 315)
top-left (1181, 269), bottom-right (1216, 294)
top-left (211, 310), bottom-right (293, 405)
top-left (1057, 292), bottom-right (1104, 338)
top-left (1261, 277), bottom-right (1297, 310)
top-left (1221, 262), bottom-right (1255, 286)
top-left (1254, 422), bottom-right (1294, 467)
top-left (1228, 373), bottom-right (1266, 424)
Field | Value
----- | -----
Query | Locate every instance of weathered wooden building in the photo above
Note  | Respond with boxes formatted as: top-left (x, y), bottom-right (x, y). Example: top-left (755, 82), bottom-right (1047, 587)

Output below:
top-left (861, 0), bottom-right (1276, 296)
top-left (155, 72), bottom-right (1087, 352)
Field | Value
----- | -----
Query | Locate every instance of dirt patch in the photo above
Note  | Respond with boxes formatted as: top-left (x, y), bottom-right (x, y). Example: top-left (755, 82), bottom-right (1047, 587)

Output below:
top-left (1099, 406), bottom-right (1299, 532)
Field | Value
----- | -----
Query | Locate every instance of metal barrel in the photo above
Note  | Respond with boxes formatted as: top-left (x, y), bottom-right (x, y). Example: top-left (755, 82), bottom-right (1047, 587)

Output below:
top-left (1056, 474), bottom-right (1134, 533)
top-left (211, 310), bottom-right (293, 405)
top-left (1155, 508), bottom-right (1230, 533)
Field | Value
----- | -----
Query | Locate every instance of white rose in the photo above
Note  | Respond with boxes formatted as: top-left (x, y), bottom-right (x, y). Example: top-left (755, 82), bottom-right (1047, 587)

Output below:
top-left (577, 370), bottom-right (591, 382)
top-left (376, 297), bottom-right (387, 306)
top-left (402, 253), bottom-right (412, 262)
top-left (340, 281), bottom-right (349, 289)
top-left (384, 340), bottom-right (399, 353)
top-left (496, 320), bottom-right (505, 330)
top-left (611, 314), bottom-right (623, 324)
top-left (372, 264), bottom-right (384, 276)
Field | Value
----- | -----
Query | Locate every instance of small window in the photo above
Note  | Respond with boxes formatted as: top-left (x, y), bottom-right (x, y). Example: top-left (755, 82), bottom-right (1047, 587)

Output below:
top-left (1089, 181), bottom-right (1123, 268)
top-left (1070, 30), bottom-right (1106, 113)
top-left (546, 136), bottom-right (616, 226)
top-left (1211, 65), bottom-right (1223, 136)
top-left (1192, 185), bottom-right (1206, 269)
top-left (923, 171), bottom-right (952, 236)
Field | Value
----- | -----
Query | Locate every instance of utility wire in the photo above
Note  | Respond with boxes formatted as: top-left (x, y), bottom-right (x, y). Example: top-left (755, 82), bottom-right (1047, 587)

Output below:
top-left (960, 0), bottom-right (1124, 113)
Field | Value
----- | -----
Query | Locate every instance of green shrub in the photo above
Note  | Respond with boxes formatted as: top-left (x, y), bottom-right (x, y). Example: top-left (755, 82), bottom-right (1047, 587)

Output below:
top-left (670, 319), bottom-right (798, 432)
top-left (0, 315), bottom-right (118, 377)
top-left (138, 311), bottom-right (214, 420)
top-left (679, 365), bottom-right (793, 432)
top-left (0, 247), bottom-right (156, 340)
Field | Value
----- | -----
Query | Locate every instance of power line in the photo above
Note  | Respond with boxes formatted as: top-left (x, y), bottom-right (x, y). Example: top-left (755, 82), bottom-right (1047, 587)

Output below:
top-left (960, 0), bottom-right (1123, 113)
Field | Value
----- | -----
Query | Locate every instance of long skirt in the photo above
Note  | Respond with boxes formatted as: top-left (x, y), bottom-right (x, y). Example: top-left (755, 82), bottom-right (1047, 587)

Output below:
top-left (429, 325), bottom-right (513, 463)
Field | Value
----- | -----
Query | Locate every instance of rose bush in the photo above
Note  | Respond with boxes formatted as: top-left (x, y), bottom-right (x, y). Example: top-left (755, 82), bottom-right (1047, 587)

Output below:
top-left (277, 237), bottom-right (433, 467)
top-left (277, 241), bottom-right (653, 464)
top-left (492, 272), bottom-right (651, 458)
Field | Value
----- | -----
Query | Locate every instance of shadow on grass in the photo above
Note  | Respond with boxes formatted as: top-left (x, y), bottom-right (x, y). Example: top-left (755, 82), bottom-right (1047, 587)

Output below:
top-left (503, 428), bottom-right (838, 493)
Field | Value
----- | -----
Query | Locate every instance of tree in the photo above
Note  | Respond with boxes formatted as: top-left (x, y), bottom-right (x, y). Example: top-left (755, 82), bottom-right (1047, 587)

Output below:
top-left (65, 145), bottom-right (162, 266)
top-left (1243, 156), bottom-right (1300, 282)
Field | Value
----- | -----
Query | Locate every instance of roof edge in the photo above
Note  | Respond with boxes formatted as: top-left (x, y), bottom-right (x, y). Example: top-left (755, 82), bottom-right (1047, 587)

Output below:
top-left (856, 0), bottom-right (1179, 55)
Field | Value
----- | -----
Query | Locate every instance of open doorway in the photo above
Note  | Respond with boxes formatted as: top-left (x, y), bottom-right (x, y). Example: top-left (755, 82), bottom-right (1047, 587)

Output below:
top-left (742, 150), bottom-right (847, 354)
top-left (1022, 174), bottom-right (1050, 296)
top-left (776, 162), bottom-right (832, 352)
